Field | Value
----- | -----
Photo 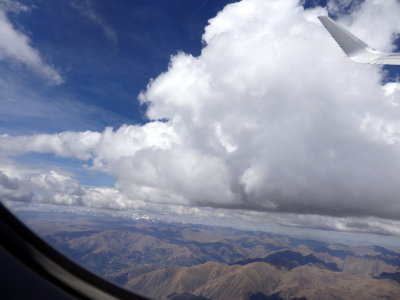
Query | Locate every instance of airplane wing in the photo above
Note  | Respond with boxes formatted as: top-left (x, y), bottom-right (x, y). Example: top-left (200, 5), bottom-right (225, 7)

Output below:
top-left (318, 16), bottom-right (400, 65)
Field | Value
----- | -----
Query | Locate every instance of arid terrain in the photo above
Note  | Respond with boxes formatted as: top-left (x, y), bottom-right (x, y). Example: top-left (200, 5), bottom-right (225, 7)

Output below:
top-left (19, 211), bottom-right (400, 300)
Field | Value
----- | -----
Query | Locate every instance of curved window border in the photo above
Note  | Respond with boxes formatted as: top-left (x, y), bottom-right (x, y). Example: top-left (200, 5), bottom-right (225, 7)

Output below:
top-left (0, 202), bottom-right (148, 300)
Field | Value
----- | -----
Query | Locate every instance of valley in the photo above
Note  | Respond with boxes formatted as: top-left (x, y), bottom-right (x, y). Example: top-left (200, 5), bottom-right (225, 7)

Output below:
top-left (19, 211), bottom-right (400, 300)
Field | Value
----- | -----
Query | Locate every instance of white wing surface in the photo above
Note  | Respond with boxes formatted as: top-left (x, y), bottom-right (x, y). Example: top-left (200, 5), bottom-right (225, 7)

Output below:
top-left (318, 16), bottom-right (400, 65)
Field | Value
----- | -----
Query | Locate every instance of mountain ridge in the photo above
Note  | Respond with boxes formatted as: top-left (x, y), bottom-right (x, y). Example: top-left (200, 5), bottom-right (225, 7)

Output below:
top-left (19, 212), bottom-right (400, 300)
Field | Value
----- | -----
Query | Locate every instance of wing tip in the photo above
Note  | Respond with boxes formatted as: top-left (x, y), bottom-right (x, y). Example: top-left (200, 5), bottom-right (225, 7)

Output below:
top-left (317, 16), bottom-right (391, 64)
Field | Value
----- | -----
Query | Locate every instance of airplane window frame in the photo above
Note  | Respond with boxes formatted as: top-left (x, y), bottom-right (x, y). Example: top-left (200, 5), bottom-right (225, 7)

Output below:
top-left (0, 202), bottom-right (148, 300)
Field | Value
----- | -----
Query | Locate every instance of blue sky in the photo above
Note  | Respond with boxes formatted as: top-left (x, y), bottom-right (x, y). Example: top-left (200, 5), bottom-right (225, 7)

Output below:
top-left (2, 0), bottom-right (400, 238)
top-left (1, 0), bottom-right (237, 134)
top-left (1, 0), bottom-right (237, 187)
top-left (2, 0), bottom-right (399, 135)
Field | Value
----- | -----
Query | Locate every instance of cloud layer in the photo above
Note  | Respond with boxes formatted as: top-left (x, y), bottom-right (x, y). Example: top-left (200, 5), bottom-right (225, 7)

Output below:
top-left (2, 0), bottom-right (400, 233)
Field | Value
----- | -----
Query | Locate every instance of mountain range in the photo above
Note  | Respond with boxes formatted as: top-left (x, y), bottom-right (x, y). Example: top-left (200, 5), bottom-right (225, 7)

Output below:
top-left (19, 211), bottom-right (400, 300)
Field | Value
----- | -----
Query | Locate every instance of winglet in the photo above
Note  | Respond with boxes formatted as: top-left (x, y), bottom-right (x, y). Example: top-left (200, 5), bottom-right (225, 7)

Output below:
top-left (318, 16), bottom-right (383, 64)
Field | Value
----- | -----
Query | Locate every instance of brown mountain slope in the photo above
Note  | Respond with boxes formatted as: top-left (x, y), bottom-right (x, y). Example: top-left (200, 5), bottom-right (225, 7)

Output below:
top-left (338, 256), bottom-right (397, 275)
top-left (22, 213), bottom-right (400, 300)
top-left (127, 261), bottom-right (400, 300)
top-left (310, 252), bottom-right (397, 276)
top-left (127, 262), bottom-right (241, 298)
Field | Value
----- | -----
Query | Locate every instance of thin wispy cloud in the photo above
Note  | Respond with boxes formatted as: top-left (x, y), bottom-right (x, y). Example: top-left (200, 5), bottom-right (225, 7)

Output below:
top-left (0, 0), bottom-right (28, 13)
top-left (71, 0), bottom-right (118, 44)
top-left (0, 1), bottom-right (63, 84)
